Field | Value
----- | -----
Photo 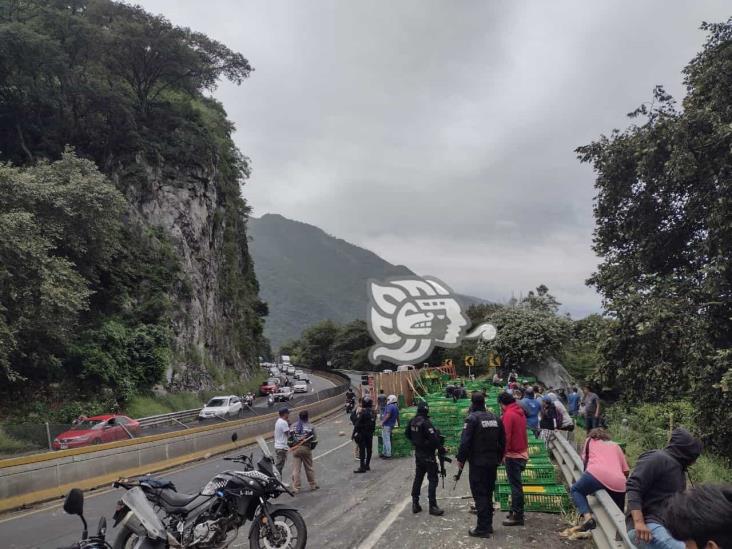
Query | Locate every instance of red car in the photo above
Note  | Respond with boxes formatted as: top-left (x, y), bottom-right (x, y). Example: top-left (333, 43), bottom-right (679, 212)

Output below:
top-left (259, 378), bottom-right (280, 396)
top-left (52, 414), bottom-right (141, 450)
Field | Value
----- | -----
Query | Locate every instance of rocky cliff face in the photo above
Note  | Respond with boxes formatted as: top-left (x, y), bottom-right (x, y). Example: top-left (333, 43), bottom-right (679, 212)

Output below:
top-left (122, 158), bottom-right (262, 392)
top-left (523, 357), bottom-right (574, 389)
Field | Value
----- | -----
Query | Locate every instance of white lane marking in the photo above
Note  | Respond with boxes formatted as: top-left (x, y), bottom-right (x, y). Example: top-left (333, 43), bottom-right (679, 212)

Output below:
top-left (355, 482), bottom-right (425, 549)
top-left (313, 440), bottom-right (351, 460)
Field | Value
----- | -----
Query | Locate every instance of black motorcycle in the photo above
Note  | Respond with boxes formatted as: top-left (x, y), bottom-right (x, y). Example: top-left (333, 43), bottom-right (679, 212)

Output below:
top-left (345, 398), bottom-right (355, 415)
top-left (112, 435), bottom-right (306, 549)
top-left (56, 488), bottom-right (111, 549)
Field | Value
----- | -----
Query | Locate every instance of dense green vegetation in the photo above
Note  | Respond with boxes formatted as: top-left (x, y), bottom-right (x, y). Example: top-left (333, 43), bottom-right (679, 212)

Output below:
top-left (577, 19), bottom-right (732, 457)
top-left (0, 0), bottom-right (267, 422)
top-left (579, 402), bottom-right (732, 484)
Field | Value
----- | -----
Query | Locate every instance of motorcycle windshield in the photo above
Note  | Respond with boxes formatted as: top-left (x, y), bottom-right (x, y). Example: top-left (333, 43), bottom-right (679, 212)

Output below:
top-left (256, 437), bottom-right (280, 481)
top-left (122, 487), bottom-right (166, 540)
top-left (257, 436), bottom-right (272, 460)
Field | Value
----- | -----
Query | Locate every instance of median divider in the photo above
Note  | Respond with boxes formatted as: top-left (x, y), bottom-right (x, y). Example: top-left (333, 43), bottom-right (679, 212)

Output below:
top-left (0, 381), bottom-right (348, 513)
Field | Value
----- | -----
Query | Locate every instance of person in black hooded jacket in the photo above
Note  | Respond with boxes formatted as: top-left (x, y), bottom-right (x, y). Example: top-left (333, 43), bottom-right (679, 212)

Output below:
top-left (626, 427), bottom-right (703, 549)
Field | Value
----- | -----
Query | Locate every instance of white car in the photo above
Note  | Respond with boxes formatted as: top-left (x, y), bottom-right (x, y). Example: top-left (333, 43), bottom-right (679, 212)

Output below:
top-left (198, 396), bottom-right (242, 420)
top-left (293, 380), bottom-right (308, 393)
top-left (287, 365), bottom-right (296, 375)
top-left (274, 386), bottom-right (294, 401)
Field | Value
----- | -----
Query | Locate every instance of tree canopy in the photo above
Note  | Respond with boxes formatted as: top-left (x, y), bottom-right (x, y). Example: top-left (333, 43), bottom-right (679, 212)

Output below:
top-left (577, 19), bottom-right (732, 454)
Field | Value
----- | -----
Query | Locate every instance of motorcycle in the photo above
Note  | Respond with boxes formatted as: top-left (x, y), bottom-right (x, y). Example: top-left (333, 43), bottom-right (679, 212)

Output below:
top-left (345, 398), bottom-right (355, 415)
top-left (56, 488), bottom-right (111, 549)
top-left (113, 435), bottom-right (307, 549)
top-left (243, 393), bottom-right (255, 409)
top-left (267, 394), bottom-right (275, 407)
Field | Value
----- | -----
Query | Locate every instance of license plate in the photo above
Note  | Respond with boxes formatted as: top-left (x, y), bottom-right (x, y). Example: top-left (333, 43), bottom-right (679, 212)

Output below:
top-left (60, 444), bottom-right (68, 450)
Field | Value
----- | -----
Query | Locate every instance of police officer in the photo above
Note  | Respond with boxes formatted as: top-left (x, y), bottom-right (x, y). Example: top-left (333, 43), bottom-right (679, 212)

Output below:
top-left (456, 392), bottom-right (505, 538)
top-left (405, 401), bottom-right (445, 516)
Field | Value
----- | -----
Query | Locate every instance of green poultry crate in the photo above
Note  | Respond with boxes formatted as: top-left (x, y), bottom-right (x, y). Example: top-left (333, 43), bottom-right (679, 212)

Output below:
top-left (497, 464), bottom-right (558, 485)
top-left (495, 484), bottom-right (569, 514)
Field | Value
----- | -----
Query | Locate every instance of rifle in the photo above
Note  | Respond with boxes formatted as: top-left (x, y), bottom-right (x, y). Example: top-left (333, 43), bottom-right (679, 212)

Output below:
top-left (437, 435), bottom-right (452, 489)
top-left (452, 467), bottom-right (463, 490)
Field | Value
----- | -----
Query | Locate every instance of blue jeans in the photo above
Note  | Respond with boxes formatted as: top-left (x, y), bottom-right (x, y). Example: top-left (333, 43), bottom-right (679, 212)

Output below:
top-left (571, 472), bottom-right (604, 515)
top-left (585, 415), bottom-right (599, 431)
top-left (382, 425), bottom-right (392, 457)
top-left (628, 523), bottom-right (685, 549)
top-left (571, 472), bottom-right (626, 515)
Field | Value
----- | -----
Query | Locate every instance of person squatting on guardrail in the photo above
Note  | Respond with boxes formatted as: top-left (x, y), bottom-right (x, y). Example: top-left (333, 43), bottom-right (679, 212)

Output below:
top-left (665, 484), bottom-right (732, 549)
top-left (563, 428), bottom-right (629, 538)
top-left (626, 427), bottom-right (703, 549)
top-left (274, 407), bottom-right (290, 476)
top-left (289, 410), bottom-right (320, 493)
top-left (456, 392), bottom-right (505, 538)
top-left (406, 401), bottom-right (445, 516)
top-left (379, 394), bottom-right (399, 459)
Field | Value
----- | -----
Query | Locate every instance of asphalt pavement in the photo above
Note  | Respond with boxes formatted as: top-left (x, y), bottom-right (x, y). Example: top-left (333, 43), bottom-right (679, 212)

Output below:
top-left (0, 372), bottom-right (583, 548)
top-left (0, 399), bottom-right (586, 549)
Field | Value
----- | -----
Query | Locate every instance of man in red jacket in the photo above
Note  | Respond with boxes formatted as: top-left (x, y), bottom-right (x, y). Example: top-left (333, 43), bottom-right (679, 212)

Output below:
top-left (499, 392), bottom-right (529, 526)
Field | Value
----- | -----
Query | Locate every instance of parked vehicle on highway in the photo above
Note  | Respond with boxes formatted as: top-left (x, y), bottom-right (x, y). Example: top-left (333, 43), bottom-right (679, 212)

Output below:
top-left (53, 415), bottom-right (140, 450)
top-left (259, 378), bottom-right (280, 396)
top-left (113, 435), bottom-right (307, 549)
top-left (56, 488), bottom-right (113, 549)
top-left (273, 386), bottom-right (294, 402)
top-left (293, 380), bottom-right (308, 393)
top-left (285, 365), bottom-right (296, 375)
top-left (198, 396), bottom-right (243, 420)
top-left (294, 370), bottom-right (310, 382)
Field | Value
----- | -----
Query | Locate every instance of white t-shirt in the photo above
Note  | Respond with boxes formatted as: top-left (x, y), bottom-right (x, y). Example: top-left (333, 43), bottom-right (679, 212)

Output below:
top-left (274, 417), bottom-right (290, 450)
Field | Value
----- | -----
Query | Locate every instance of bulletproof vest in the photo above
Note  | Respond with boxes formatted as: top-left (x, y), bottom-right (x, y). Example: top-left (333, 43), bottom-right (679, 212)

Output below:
top-left (466, 410), bottom-right (501, 466)
top-left (410, 415), bottom-right (437, 450)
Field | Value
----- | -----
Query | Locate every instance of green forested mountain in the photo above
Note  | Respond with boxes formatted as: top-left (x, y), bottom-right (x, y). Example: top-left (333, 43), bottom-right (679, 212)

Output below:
top-left (0, 0), bottom-right (267, 419)
top-left (249, 214), bottom-right (414, 349)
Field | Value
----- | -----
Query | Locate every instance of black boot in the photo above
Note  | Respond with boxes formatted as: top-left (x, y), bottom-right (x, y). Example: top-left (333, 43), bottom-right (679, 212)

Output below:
top-left (502, 513), bottom-right (524, 526)
top-left (412, 501), bottom-right (422, 514)
top-left (468, 528), bottom-right (492, 538)
top-left (353, 467), bottom-right (366, 473)
top-left (429, 504), bottom-right (444, 516)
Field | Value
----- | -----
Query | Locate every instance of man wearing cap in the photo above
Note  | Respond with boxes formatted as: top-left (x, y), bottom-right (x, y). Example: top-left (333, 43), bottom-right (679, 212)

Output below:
top-left (457, 392), bottom-right (505, 538)
top-left (274, 408), bottom-right (290, 476)
top-left (380, 394), bottom-right (399, 459)
top-left (405, 401), bottom-right (445, 516)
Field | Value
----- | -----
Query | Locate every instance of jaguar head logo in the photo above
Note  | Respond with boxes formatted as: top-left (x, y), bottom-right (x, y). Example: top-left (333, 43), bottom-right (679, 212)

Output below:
top-left (367, 276), bottom-right (496, 365)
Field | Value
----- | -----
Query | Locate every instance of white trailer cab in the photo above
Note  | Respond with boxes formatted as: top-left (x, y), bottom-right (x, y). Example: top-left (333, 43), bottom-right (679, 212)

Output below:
top-left (281, 355), bottom-right (291, 364)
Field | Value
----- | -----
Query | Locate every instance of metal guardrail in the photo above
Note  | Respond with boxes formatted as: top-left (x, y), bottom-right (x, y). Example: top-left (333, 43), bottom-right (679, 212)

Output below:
top-left (136, 369), bottom-right (351, 429)
top-left (548, 434), bottom-right (636, 549)
top-left (137, 408), bottom-right (202, 428)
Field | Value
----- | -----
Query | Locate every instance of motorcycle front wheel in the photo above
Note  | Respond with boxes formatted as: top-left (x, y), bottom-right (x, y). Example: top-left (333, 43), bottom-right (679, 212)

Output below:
top-left (249, 509), bottom-right (307, 549)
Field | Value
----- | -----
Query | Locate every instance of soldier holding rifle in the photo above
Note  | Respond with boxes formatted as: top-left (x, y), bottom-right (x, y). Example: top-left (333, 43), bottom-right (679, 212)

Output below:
top-left (405, 401), bottom-right (445, 516)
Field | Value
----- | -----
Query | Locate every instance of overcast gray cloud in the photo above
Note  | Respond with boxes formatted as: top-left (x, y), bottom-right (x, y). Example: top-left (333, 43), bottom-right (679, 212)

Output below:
top-left (138, 0), bottom-right (729, 317)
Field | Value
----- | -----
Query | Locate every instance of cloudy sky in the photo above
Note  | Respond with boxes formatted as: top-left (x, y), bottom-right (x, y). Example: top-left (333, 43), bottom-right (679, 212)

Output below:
top-left (139, 1), bottom-right (728, 317)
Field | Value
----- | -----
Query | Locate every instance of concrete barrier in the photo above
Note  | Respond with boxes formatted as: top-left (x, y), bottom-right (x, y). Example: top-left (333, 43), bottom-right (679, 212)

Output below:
top-left (0, 390), bottom-right (345, 512)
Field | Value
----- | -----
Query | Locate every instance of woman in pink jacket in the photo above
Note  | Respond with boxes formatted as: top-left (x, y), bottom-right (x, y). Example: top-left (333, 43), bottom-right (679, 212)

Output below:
top-left (570, 428), bottom-right (629, 532)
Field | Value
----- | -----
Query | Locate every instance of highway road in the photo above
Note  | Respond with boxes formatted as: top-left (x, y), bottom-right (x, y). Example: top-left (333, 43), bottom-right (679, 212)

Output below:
top-left (0, 384), bottom-right (580, 548)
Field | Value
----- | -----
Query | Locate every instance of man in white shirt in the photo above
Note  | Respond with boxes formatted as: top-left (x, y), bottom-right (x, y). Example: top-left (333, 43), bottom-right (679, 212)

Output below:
top-left (274, 408), bottom-right (290, 475)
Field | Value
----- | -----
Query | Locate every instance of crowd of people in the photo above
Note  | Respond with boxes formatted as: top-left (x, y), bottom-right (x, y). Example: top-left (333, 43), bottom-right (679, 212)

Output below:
top-left (272, 377), bottom-right (729, 548)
